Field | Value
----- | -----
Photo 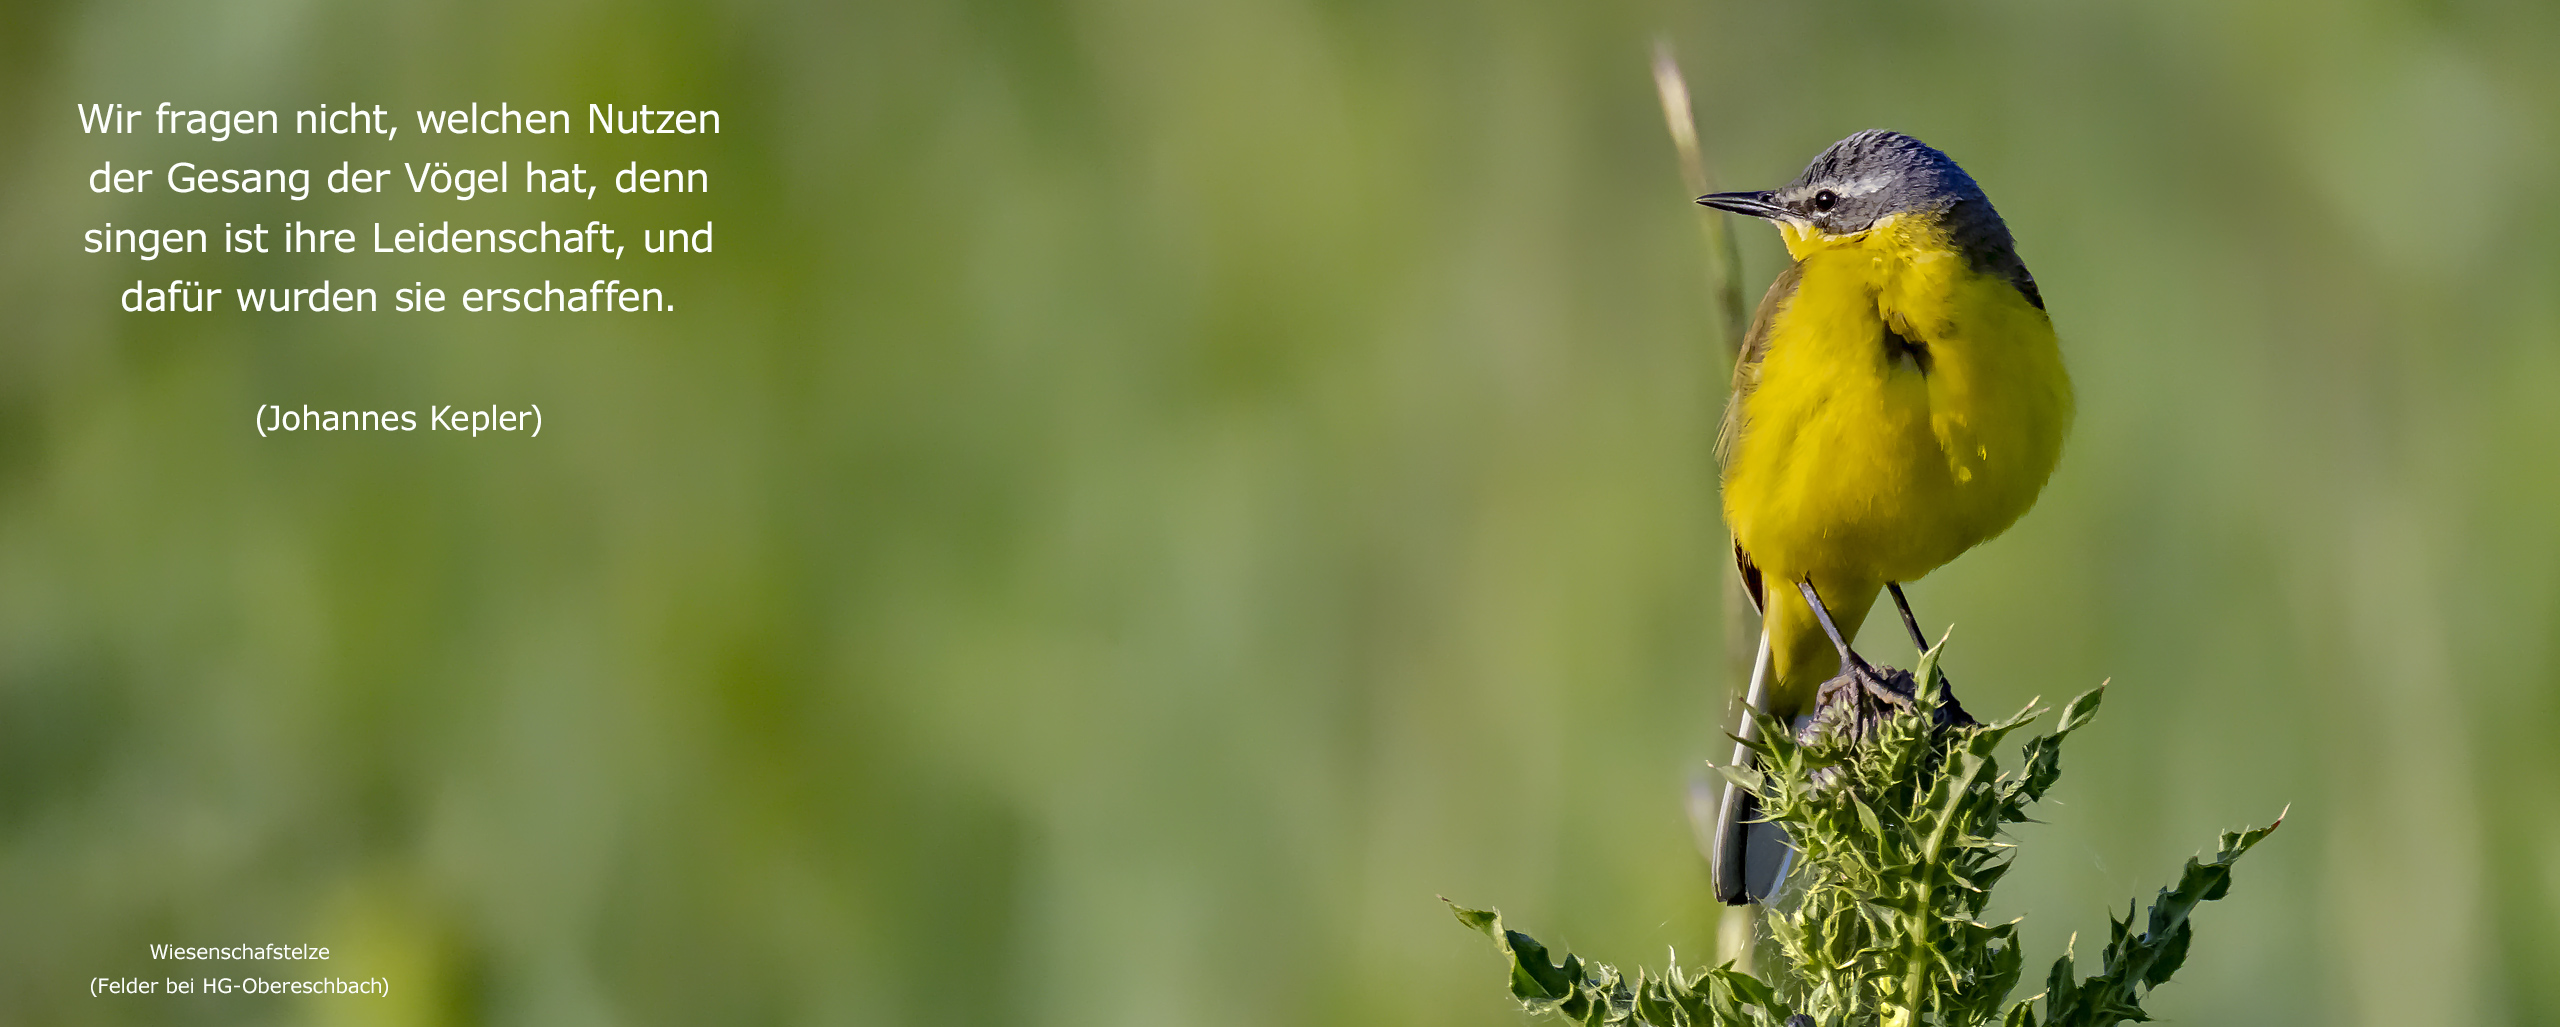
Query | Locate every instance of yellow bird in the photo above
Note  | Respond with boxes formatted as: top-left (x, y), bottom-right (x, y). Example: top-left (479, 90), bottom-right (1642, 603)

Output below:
top-left (1702, 130), bottom-right (2072, 905)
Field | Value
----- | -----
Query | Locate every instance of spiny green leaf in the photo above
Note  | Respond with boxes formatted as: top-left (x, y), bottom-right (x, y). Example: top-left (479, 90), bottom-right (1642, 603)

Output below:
top-left (1714, 761), bottom-right (1767, 795)
top-left (1716, 966), bottom-right (1778, 1010)
top-left (1914, 633), bottom-right (1950, 695)
top-left (1446, 899), bottom-right (1500, 937)
top-left (1508, 930), bottom-right (1580, 1002)
top-left (1456, 667), bottom-right (2277, 1027)
top-left (1851, 795), bottom-right (1886, 839)
top-left (2141, 920), bottom-right (2191, 988)
top-left (1986, 697), bottom-right (2050, 733)
top-left (2055, 684), bottom-right (2106, 734)
top-left (2043, 936), bottom-right (2078, 1018)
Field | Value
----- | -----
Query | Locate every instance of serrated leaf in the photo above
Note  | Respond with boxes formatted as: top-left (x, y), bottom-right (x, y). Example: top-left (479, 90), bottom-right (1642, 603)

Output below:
top-left (1714, 761), bottom-right (1767, 795)
top-left (1718, 964), bottom-right (1778, 1008)
top-left (2142, 920), bottom-right (2191, 988)
top-left (1914, 633), bottom-right (1950, 695)
top-left (1632, 969), bottom-right (1680, 1026)
top-left (1456, 661), bottom-right (2273, 1027)
top-left (1448, 900), bottom-right (1501, 937)
top-left (1506, 930), bottom-right (1579, 1002)
top-left (2055, 684), bottom-right (2105, 734)
top-left (1852, 795), bottom-right (1886, 840)
top-left (2043, 939), bottom-right (2078, 1017)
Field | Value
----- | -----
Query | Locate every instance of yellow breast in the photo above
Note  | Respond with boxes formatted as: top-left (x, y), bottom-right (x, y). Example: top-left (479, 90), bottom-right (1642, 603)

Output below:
top-left (1721, 214), bottom-right (2072, 587)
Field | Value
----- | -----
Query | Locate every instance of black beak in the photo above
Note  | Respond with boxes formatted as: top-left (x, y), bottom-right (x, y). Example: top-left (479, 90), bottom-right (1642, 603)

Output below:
top-left (1698, 190), bottom-right (1790, 220)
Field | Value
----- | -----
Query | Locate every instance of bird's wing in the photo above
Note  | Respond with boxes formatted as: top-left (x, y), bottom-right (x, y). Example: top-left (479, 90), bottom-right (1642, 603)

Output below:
top-left (1719, 261), bottom-right (1804, 617)
top-left (1713, 260), bottom-right (1804, 469)
top-left (1734, 540), bottom-right (1765, 615)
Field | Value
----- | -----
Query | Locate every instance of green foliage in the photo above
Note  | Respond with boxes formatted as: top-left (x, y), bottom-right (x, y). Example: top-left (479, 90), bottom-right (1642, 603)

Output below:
top-left (2017, 818), bottom-right (2282, 1027)
top-left (1448, 902), bottom-right (1796, 1027)
top-left (1454, 644), bottom-right (2280, 1026)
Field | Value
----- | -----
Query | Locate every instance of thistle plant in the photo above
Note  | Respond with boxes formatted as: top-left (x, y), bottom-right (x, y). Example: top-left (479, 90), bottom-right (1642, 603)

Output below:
top-left (1452, 641), bottom-right (2280, 1027)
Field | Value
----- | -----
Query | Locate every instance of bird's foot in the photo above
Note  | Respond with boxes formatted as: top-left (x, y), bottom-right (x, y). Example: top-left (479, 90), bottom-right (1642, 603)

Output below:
top-left (1801, 664), bottom-right (1913, 747)
top-left (1798, 661), bottom-right (1979, 748)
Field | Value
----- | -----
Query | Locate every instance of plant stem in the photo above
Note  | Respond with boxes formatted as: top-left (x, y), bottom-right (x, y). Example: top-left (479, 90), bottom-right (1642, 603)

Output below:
top-left (1651, 36), bottom-right (1765, 975)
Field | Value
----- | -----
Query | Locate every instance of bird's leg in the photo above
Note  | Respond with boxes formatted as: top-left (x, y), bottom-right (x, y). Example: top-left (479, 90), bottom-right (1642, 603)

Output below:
top-left (1886, 582), bottom-right (1929, 652)
top-left (1883, 581), bottom-right (1975, 729)
top-left (1795, 579), bottom-right (1882, 685)
top-left (1793, 578), bottom-right (1866, 673)
top-left (1796, 579), bottom-right (1919, 729)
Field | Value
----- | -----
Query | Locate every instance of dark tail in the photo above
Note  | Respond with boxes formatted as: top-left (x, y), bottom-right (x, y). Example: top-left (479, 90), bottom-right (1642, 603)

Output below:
top-left (1712, 770), bottom-right (1793, 905)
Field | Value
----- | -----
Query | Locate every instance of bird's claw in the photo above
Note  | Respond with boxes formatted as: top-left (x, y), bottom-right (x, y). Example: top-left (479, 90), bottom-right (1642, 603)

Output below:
top-left (1799, 661), bottom-right (1978, 747)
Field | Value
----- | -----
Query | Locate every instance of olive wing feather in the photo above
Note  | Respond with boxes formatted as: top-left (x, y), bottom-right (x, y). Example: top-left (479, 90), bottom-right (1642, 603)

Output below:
top-left (1719, 261), bottom-right (1804, 615)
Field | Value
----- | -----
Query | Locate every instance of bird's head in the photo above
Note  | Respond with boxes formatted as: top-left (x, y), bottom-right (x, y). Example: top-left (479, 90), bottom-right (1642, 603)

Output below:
top-left (1703, 129), bottom-right (1998, 243)
top-left (1700, 130), bottom-right (2039, 306)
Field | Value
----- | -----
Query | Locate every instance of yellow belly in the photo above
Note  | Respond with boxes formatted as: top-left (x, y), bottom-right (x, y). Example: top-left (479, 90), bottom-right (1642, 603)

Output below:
top-left (1722, 222), bottom-right (2071, 713)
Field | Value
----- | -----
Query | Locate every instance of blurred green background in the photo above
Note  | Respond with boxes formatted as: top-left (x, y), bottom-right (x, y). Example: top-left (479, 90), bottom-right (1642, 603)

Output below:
top-left (4, 0), bottom-right (2557, 1023)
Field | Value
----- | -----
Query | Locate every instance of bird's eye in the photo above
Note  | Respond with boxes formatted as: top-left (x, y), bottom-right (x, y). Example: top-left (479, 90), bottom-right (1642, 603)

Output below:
top-left (1812, 189), bottom-right (1837, 212)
